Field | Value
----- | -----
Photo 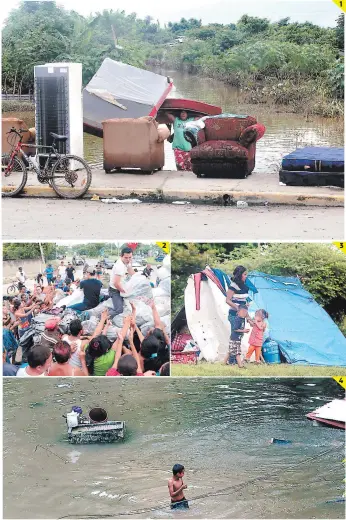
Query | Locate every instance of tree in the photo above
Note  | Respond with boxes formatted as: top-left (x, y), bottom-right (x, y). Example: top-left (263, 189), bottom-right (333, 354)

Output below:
top-left (168, 17), bottom-right (201, 33)
top-left (278, 17), bottom-right (290, 27)
top-left (335, 13), bottom-right (344, 51)
top-left (171, 243), bottom-right (346, 325)
top-left (238, 15), bottom-right (270, 35)
top-left (3, 243), bottom-right (55, 260)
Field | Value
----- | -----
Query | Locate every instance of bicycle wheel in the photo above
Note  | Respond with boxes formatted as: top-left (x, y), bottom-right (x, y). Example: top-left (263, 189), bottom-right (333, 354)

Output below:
top-left (7, 284), bottom-right (17, 295)
top-left (50, 155), bottom-right (92, 199)
top-left (2, 155), bottom-right (28, 197)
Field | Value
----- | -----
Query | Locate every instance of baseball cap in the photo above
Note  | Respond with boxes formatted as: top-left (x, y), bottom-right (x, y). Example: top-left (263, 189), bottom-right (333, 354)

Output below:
top-left (87, 267), bottom-right (96, 274)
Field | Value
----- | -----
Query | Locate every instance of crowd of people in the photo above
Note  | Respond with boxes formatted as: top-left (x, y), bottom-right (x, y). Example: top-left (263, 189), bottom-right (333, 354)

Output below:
top-left (3, 248), bottom-right (170, 377)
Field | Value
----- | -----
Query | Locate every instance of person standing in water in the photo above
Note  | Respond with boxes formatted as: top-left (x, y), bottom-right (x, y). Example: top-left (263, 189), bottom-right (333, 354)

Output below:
top-left (168, 464), bottom-right (189, 510)
top-left (167, 111), bottom-right (196, 171)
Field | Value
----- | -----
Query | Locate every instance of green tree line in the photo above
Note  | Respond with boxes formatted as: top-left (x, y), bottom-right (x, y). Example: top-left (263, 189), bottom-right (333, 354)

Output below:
top-left (3, 242), bottom-right (161, 261)
top-left (171, 243), bottom-right (346, 333)
top-left (2, 2), bottom-right (344, 116)
top-left (3, 242), bottom-right (56, 260)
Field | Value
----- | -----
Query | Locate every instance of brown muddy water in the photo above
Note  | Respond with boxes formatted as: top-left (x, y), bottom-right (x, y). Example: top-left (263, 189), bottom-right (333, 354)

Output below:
top-left (3, 378), bottom-right (345, 519)
top-left (3, 69), bottom-right (343, 173)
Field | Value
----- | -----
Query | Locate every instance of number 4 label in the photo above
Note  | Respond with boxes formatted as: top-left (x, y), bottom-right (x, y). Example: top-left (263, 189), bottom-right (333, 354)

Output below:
top-left (333, 376), bottom-right (346, 389)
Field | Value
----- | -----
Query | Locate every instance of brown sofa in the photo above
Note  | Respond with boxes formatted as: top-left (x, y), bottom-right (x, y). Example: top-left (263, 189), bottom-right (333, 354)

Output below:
top-left (102, 116), bottom-right (170, 174)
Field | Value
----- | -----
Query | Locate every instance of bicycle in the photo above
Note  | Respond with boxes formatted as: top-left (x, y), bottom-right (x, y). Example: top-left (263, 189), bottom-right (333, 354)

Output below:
top-left (2, 128), bottom-right (92, 198)
top-left (7, 280), bottom-right (20, 295)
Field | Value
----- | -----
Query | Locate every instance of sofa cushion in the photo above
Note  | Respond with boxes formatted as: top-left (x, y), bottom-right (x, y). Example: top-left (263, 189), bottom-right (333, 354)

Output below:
top-left (204, 115), bottom-right (257, 141)
top-left (191, 140), bottom-right (249, 161)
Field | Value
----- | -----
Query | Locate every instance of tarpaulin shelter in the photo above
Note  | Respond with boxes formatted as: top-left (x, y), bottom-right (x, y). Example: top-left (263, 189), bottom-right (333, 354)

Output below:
top-left (247, 271), bottom-right (346, 366)
top-left (176, 268), bottom-right (346, 366)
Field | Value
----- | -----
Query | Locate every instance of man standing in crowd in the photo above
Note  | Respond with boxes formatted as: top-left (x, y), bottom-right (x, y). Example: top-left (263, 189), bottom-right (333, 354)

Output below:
top-left (109, 247), bottom-right (135, 315)
top-left (16, 266), bottom-right (27, 290)
top-left (57, 261), bottom-right (66, 281)
top-left (143, 263), bottom-right (153, 278)
top-left (68, 267), bottom-right (102, 311)
top-left (65, 262), bottom-right (76, 282)
top-left (44, 264), bottom-right (54, 285)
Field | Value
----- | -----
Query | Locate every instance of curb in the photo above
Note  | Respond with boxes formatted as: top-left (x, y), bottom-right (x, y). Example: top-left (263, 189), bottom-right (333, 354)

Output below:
top-left (15, 185), bottom-right (345, 207)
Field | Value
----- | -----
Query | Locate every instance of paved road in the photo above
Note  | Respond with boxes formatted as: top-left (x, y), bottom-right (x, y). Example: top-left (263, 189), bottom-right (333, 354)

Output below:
top-left (2, 198), bottom-right (343, 240)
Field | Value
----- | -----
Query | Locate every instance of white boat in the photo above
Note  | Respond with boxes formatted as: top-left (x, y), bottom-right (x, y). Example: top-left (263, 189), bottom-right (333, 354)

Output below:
top-left (184, 274), bottom-right (252, 362)
top-left (306, 399), bottom-right (346, 429)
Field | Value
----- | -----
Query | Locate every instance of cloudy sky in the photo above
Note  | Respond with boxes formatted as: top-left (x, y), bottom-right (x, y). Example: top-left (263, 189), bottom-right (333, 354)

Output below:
top-left (1, 0), bottom-right (341, 27)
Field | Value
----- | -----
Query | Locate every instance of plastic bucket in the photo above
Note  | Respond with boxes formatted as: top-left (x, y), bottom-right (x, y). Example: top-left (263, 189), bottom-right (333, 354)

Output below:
top-left (262, 340), bottom-right (281, 364)
top-left (89, 407), bottom-right (108, 423)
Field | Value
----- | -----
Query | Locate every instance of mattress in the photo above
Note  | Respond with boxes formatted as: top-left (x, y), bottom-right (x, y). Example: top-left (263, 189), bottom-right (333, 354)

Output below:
top-left (282, 147), bottom-right (344, 172)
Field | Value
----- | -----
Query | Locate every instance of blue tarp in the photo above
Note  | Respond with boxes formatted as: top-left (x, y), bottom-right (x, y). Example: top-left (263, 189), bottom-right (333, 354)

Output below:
top-left (247, 271), bottom-right (346, 366)
top-left (282, 147), bottom-right (344, 172)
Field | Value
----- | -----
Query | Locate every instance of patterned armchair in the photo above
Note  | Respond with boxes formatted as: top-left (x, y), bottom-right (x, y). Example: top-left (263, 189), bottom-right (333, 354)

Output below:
top-left (184, 114), bottom-right (266, 178)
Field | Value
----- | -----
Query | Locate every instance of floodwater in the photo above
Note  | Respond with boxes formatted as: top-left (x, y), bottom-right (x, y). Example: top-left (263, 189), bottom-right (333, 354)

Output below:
top-left (3, 68), bottom-right (343, 173)
top-left (3, 378), bottom-right (345, 519)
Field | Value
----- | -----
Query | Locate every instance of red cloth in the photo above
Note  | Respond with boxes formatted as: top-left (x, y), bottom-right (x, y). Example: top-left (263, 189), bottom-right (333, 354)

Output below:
top-left (106, 368), bottom-right (144, 376)
top-left (171, 352), bottom-right (198, 364)
top-left (174, 148), bottom-right (192, 171)
top-left (172, 333), bottom-right (193, 352)
top-left (45, 317), bottom-right (61, 330)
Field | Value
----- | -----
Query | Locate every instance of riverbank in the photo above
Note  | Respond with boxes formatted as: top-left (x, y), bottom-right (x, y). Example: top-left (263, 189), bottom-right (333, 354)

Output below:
top-left (171, 363), bottom-right (344, 376)
top-left (152, 61), bottom-right (344, 118)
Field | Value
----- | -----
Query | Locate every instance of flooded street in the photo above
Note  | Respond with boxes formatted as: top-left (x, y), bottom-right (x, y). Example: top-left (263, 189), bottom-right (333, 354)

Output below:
top-left (3, 69), bottom-right (343, 174)
top-left (3, 378), bottom-right (345, 519)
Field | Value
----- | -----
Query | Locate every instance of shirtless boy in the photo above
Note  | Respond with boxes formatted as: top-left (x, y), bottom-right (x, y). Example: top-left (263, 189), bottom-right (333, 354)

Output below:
top-left (168, 464), bottom-right (189, 510)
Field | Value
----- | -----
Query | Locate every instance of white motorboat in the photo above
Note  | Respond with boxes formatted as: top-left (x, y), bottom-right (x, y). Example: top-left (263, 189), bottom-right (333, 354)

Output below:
top-left (306, 399), bottom-right (346, 429)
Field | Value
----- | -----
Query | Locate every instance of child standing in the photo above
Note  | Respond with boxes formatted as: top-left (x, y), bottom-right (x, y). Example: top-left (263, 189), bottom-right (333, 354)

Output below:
top-left (168, 464), bottom-right (189, 510)
top-left (224, 305), bottom-right (249, 368)
top-left (245, 309), bottom-right (269, 364)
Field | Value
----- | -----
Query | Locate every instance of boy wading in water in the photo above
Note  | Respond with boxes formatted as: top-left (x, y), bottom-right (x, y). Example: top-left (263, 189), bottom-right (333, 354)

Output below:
top-left (168, 464), bottom-right (189, 510)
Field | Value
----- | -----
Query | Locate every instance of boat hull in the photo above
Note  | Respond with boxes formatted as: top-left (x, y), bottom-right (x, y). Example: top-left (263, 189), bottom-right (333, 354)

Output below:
top-left (306, 399), bottom-right (346, 429)
top-left (306, 413), bottom-right (345, 429)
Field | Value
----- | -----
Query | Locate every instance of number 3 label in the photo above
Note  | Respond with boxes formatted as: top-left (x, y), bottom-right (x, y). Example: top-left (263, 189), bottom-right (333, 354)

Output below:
top-left (333, 242), bottom-right (346, 254)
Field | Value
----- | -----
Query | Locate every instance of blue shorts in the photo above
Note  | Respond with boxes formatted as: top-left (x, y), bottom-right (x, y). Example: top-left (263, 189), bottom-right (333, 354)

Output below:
top-left (171, 499), bottom-right (189, 510)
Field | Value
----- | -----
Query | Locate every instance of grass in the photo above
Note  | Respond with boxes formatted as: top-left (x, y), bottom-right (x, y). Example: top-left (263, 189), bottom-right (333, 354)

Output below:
top-left (171, 362), bottom-right (345, 377)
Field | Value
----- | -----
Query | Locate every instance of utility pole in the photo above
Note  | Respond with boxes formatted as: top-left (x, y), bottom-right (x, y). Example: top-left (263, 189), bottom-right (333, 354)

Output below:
top-left (38, 242), bottom-right (45, 272)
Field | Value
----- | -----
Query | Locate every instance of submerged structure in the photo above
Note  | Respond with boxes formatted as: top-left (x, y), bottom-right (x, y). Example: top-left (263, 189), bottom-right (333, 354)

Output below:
top-left (66, 407), bottom-right (126, 444)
